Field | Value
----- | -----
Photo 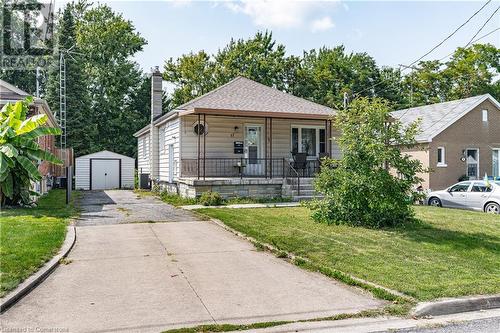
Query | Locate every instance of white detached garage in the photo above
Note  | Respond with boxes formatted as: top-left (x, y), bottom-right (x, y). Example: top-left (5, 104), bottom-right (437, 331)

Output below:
top-left (75, 150), bottom-right (135, 190)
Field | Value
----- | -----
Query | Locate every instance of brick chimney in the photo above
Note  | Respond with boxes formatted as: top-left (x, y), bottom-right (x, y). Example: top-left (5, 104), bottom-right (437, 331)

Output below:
top-left (151, 66), bottom-right (163, 121)
top-left (149, 66), bottom-right (162, 181)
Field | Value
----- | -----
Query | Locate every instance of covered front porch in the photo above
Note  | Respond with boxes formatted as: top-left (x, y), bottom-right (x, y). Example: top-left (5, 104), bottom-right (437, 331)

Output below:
top-left (178, 111), bottom-right (338, 181)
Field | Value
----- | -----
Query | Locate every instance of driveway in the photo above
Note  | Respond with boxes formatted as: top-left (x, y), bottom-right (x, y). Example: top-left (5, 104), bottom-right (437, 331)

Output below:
top-left (1, 190), bottom-right (384, 333)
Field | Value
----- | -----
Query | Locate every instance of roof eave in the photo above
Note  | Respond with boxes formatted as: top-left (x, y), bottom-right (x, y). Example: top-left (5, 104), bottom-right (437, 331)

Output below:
top-left (180, 107), bottom-right (333, 120)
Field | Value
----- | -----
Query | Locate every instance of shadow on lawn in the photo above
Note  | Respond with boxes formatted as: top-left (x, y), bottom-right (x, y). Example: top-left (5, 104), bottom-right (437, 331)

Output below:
top-left (391, 220), bottom-right (500, 254)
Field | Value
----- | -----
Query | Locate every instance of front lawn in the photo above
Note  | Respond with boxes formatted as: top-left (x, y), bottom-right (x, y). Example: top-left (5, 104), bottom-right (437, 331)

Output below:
top-left (198, 206), bottom-right (500, 301)
top-left (0, 190), bottom-right (79, 297)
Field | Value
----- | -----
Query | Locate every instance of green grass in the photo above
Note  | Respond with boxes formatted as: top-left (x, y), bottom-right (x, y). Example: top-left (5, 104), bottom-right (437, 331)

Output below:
top-left (0, 190), bottom-right (79, 297)
top-left (197, 206), bottom-right (500, 301)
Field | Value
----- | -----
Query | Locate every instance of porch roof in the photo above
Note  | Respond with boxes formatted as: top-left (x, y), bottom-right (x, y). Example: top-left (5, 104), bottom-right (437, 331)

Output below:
top-left (177, 77), bottom-right (336, 119)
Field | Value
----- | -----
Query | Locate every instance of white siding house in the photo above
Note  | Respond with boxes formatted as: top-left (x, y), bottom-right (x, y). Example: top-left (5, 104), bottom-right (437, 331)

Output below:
top-left (134, 74), bottom-right (339, 200)
top-left (75, 150), bottom-right (135, 190)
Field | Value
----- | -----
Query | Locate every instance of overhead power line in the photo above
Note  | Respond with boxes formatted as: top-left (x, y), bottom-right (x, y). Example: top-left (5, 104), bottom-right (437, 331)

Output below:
top-left (463, 4), bottom-right (500, 48)
top-left (438, 27), bottom-right (500, 61)
top-left (352, 0), bottom-right (495, 99)
top-left (407, 0), bottom-right (492, 67)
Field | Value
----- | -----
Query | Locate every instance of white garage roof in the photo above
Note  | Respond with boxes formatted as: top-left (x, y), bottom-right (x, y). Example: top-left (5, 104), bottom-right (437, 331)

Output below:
top-left (76, 150), bottom-right (134, 161)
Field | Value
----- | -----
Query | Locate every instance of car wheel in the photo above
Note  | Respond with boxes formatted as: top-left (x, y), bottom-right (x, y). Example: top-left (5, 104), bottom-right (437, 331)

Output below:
top-left (428, 197), bottom-right (442, 207)
top-left (484, 202), bottom-right (500, 214)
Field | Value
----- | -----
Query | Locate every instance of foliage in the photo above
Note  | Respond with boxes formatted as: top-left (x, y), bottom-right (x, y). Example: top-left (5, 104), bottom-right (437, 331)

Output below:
top-left (159, 191), bottom-right (198, 207)
top-left (0, 190), bottom-right (79, 296)
top-left (309, 98), bottom-right (425, 228)
top-left (199, 206), bottom-right (500, 300)
top-left (45, 2), bottom-right (94, 155)
top-left (199, 191), bottom-right (223, 206)
top-left (76, 4), bottom-right (149, 157)
top-left (0, 98), bottom-right (62, 207)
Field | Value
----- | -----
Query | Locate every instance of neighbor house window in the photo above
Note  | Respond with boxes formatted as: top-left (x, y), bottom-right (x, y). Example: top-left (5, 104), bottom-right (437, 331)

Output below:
top-left (437, 147), bottom-right (446, 167)
top-left (291, 126), bottom-right (326, 157)
top-left (482, 110), bottom-right (488, 122)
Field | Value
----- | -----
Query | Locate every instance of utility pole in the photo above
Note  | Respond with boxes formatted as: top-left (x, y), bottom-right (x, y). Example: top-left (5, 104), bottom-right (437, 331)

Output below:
top-left (35, 67), bottom-right (41, 97)
top-left (343, 92), bottom-right (349, 110)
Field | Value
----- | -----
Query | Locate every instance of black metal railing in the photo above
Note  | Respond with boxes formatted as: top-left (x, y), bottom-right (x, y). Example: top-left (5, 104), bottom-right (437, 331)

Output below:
top-left (181, 158), bottom-right (321, 179)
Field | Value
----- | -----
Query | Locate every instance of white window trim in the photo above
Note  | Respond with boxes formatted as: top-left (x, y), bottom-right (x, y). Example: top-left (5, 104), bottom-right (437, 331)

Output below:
top-left (493, 148), bottom-right (500, 178)
top-left (437, 147), bottom-right (447, 167)
top-left (482, 109), bottom-right (488, 122)
top-left (291, 124), bottom-right (326, 158)
top-left (466, 148), bottom-right (480, 180)
top-left (244, 124), bottom-right (264, 159)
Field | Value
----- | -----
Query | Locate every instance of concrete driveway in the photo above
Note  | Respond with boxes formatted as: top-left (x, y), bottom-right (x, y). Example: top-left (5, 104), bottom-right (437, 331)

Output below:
top-left (1, 190), bottom-right (384, 333)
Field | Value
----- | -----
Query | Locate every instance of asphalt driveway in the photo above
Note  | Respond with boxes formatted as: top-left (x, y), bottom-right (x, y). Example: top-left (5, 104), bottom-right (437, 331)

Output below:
top-left (1, 190), bottom-right (384, 333)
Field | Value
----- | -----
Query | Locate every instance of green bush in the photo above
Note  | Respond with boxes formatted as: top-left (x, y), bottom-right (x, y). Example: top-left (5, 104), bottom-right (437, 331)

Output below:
top-left (309, 98), bottom-right (426, 228)
top-left (199, 191), bottom-right (223, 206)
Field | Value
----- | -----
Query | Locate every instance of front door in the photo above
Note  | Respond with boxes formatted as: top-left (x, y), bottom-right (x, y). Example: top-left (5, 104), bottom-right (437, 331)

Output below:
top-left (91, 159), bottom-right (120, 190)
top-left (244, 125), bottom-right (263, 176)
top-left (466, 149), bottom-right (479, 180)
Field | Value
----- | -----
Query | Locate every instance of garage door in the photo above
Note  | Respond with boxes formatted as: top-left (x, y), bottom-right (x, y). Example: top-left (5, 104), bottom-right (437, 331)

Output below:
top-left (91, 159), bottom-right (120, 190)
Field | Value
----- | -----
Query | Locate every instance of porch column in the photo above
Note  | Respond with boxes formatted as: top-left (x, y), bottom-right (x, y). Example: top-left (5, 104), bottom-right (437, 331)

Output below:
top-left (197, 113), bottom-right (201, 179)
top-left (203, 113), bottom-right (206, 180)
top-left (270, 117), bottom-right (273, 178)
top-left (264, 117), bottom-right (268, 179)
top-left (329, 120), bottom-right (333, 158)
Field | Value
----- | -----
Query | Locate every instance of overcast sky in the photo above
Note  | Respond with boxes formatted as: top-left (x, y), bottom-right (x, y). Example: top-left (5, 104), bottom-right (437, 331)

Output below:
top-left (57, 0), bottom-right (500, 72)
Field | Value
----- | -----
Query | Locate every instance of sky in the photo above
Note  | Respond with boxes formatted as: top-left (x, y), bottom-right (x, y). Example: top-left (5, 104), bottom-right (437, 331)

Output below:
top-left (57, 0), bottom-right (500, 72)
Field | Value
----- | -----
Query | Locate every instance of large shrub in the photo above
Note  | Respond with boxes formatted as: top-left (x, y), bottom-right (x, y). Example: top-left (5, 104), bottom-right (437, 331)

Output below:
top-left (0, 97), bottom-right (62, 207)
top-left (199, 191), bottom-right (223, 206)
top-left (309, 98), bottom-right (425, 228)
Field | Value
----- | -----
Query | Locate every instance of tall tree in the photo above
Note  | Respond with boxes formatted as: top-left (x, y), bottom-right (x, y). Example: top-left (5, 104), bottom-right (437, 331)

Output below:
top-left (163, 32), bottom-right (290, 107)
top-left (76, 4), bottom-right (147, 156)
top-left (45, 2), bottom-right (94, 155)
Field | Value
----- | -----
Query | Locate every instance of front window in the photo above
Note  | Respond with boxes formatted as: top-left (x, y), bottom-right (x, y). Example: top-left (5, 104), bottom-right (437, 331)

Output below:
top-left (449, 182), bottom-right (471, 192)
top-left (291, 126), bottom-right (326, 157)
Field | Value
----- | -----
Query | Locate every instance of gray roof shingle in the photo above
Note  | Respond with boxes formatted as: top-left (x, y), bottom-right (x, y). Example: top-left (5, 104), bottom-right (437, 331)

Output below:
top-left (176, 76), bottom-right (335, 117)
top-left (391, 94), bottom-right (498, 142)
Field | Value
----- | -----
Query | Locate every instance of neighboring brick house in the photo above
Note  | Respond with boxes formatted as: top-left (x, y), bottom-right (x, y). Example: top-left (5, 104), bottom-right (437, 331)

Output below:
top-left (392, 94), bottom-right (500, 190)
top-left (0, 79), bottom-right (73, 194)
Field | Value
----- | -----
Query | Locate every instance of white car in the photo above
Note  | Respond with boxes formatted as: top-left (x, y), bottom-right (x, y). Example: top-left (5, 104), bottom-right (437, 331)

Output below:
top-left (427, 181), bottom-right (500, 214)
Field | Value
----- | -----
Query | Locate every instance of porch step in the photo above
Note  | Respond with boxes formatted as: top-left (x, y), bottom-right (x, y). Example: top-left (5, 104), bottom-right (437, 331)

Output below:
top-left (291, 189), bottom-right (317, 196)
top-left (293, 195), bottom-right (323, 202)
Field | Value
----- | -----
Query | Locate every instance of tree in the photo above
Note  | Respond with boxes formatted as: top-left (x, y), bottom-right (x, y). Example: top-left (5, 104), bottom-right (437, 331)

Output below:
top-left (309, 98), bottom-right (425, 228)
top-left (0, 0), bottom-right (53, 94)
top-left (45, 2), bottom-right (94, 155)
top-left (444, 44), bottom-right (499, 100)
top-left (76, 4), bottom-right (147, 156)
top-left (163, 32), bottom-right (290, 107)
top-left (0, 97), bottom-right (62, 207)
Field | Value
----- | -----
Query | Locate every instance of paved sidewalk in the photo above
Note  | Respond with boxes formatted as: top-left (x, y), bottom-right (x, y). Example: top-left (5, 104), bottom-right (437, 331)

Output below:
top-left (182, 202), bottom-right (300, 210)
top-left (1, 190), bottom-right (383, 333)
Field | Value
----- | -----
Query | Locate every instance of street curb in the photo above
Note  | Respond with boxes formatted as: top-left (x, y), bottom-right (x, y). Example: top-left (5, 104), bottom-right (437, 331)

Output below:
top-left (207, 217), bottom-right (411, 302)
top-left (0, 225), bottom-right (77, 313)
top-left (413, 294), bottom-right (500, 317)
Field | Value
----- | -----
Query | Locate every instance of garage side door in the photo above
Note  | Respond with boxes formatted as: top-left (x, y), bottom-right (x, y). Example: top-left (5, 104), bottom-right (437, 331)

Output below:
top-left (91, 159), bottom-right (120, 190)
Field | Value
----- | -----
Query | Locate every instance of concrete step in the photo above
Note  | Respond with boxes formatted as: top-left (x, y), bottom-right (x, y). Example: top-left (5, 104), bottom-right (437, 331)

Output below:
top-left (291, 189), bottom-right (318, 196)
top-left (293, 195), bottom-right (324, 202)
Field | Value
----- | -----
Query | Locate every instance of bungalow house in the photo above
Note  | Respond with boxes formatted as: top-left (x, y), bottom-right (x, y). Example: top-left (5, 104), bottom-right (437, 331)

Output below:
top-left (0, 79), bottom-right (73, 194)
top-left (392, 94), bottom-right (500, 191)
top-left (134, 68), bottom-right (340, 200)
